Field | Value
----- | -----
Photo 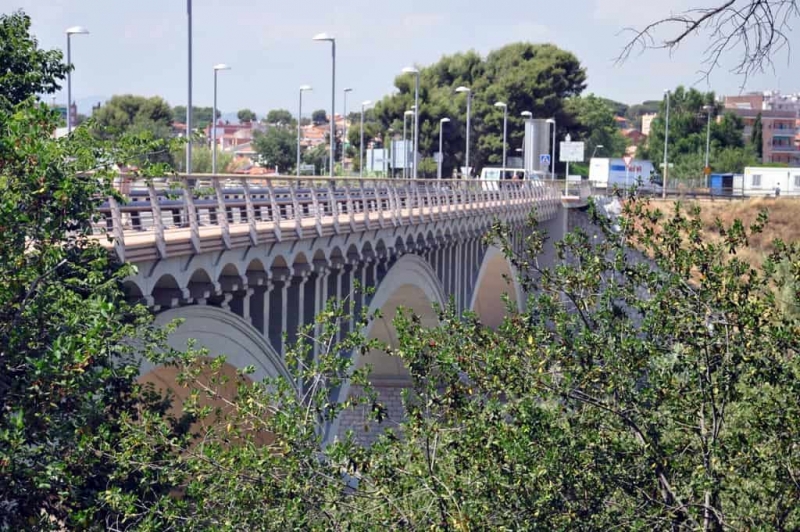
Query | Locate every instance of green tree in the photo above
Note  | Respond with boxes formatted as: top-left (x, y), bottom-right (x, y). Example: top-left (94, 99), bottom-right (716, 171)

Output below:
top-left (0, 102), bottom-right (190, 530)
top-left (373, 43), bottom-right (586, 176)
top-left (170, 145), bottom-right (234, 173)
top-left (312, 109), bottom-right (328, 125)
top-left (172, 105), bottom-right (219, 129)
top-left (237, 108), bottom-right (257, 124)
top-left (92, 94), bottom-right (173, 139)
top-left (566, 93), bottom-right (629, 158)
top-left (302, 143), bottom-right (328, 174)
top-left (0, 11), bottom-right (69, 113)
top-left (265, 109), bottom-right (294, 125)
top-left (253, 127), bottom-right (296, 173)
top-left (711, 145), bottom-right (757, 174)
top-left (751, 112), bottom-right (763, 160)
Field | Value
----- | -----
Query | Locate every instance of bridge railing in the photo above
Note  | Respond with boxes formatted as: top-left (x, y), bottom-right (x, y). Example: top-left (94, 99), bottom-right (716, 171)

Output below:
top-left (94, 175), bottom-right (562, 261)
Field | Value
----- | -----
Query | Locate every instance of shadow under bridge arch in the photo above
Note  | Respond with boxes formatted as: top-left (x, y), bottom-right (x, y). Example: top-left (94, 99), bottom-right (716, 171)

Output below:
top-left (469, 246), bottom-right (524, 328)
top-left (329, 254), bottom-right (446, 444)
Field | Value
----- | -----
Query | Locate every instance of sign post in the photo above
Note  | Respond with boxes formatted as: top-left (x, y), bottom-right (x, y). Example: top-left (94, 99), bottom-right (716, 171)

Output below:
top-left (623, 155), bottom-right (633, 188)
top-left (559, 134), bottom-right (585, 195)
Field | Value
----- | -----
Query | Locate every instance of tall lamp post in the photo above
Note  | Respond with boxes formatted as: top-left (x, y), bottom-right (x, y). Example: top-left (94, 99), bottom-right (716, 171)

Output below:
top-left (402, 67), bottom-right (420, 178)
top-left (403, 109), bottom-right (414, 179)
top-left (662, 90), bottom-right (671, 200)
top-left (455, 86), bottom-right (472, 177)
top-left (703, 104), bottom-right (713, 188)
top-left (212, 63), bottom-right (231, 174)
top-left (438, 117), bottom-right (450, 179)
top-left (546, 118), bottom-right (556, 179)
top-left (297, 85), bottom-right (313, 177)
top-left (65, 26), bottom-right (89, 134)
top-left (360, 100), bottom-right (372, 178)
top-left (343, 87), bottom-right (353, 163)
top-left (186, 0), bottom-right (193, 174)
top-left (494, 101), bottom-right (508, 170)
top-left (591, 144), bottom-right (604, 159)
top-left (521, 111), bottom-right (532, 170)
top-left (313, 33), bottom-right (336, 177)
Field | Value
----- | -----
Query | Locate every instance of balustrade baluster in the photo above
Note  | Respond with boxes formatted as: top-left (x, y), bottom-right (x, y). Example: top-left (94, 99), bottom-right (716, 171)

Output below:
top-left (267, 180), bottom-right (282, 241)
top-left (214, 177), bottom-right (232, 249)
top-left (181, 176), bottom-right (201, 253)
top-left (147, 181), bottom-right (166, 258)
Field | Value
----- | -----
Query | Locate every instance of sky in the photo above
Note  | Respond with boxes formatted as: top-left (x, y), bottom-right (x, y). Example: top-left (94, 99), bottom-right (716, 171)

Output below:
top-left (8, 0), bottom-right (798, 116)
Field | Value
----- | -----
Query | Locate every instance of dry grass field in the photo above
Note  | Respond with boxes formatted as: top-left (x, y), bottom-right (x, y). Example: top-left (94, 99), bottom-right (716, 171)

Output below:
top-left (657, 197), bottom-right (800, 268)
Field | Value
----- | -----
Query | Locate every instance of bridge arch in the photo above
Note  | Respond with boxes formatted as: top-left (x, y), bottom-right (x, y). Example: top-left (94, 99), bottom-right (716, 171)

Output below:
top-left (330, 254), bottom-right (445, 443)
top-left (469, 246), bottom-right (524, 328)
top-left (139, 305), bottom-right (293, 384)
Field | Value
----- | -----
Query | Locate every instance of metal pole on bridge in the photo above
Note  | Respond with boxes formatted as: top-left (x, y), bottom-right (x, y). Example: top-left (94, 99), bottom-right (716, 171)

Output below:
top-left (212, 63), bottom-right (231, 175)
top-left (313, 33), bottom-right (336, 178)
top-left (402, 67), bottom-right (420, 179)
top-left (297, 85), bottom-right (312, 177)
top-left (438, 117), bottom-right (450, 179)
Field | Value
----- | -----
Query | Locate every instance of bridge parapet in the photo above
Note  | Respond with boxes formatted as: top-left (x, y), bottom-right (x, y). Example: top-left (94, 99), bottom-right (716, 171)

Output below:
top-left (94, 175), bottom-right (563, 263)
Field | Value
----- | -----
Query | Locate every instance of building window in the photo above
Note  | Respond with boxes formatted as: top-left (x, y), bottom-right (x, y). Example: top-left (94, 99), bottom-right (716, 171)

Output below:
top-left (794, 175), bottom-right (800, 188)
top-left (752, 174), bottom-right (762, 187)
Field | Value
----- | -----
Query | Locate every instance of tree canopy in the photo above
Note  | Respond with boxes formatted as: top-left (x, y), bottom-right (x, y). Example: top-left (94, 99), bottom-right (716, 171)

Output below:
top-left (237, 108), bottom-right (257, 124)
top-left (372, 43), bottom-right (586, 176)
top-left (265, 109), bottom-right (294, 125)
top-left (172, 105), bottom-right (219, 130)
top-left (253, 127), bottom-right (296, 173)
top-left (0, 11), bottom-right (69, 113)
top-left (566, 94), bottom-right (629, 158)
top-left (92, 94), bottom-right (174, 139)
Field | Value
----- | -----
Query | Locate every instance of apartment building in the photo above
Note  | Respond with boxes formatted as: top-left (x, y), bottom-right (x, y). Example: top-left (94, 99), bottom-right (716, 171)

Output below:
top-left (724, 92), bottom-right (800, 166)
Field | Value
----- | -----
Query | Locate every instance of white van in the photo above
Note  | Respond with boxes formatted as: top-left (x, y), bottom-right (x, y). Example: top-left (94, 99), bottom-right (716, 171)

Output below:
top-left (479, 167), bottom-right (543, 190)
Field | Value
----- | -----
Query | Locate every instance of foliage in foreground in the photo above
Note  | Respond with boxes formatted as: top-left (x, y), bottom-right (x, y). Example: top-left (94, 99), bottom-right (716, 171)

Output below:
top-left (108, 195), bottom-right (799, 531)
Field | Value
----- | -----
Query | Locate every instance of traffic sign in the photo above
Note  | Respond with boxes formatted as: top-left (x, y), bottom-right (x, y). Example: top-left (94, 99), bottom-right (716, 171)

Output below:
top-left (703, 166), bottom-right (712, 176)
top-left (559, 141), bottom-right (585, 162)
top-left (539, 154), bottom-right (551, 166)
top-left (623, 155), bottom-right (633, 167)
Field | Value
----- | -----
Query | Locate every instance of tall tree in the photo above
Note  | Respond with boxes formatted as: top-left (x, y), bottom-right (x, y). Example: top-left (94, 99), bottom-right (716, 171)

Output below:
top-left (252, 127), bottom-right (296, 173)
top-left (265, 109), bottom-right (294, 125)
top-left (312, 109), bottom-right (329, 125)
top-left (0, 11), bottom-right (69, 113)
top-left (172, 105), bottom-right (219, 129)
top-left (565, 94), bottom-right (629, 158)
top-left (237, 108), bottom-right (257, 124)
top-left (92, 94), bottom-right (173, 139)
top-left (751, 112), bottom-right (764, 160)
top-left (373, 43), bottom-right (586, 175)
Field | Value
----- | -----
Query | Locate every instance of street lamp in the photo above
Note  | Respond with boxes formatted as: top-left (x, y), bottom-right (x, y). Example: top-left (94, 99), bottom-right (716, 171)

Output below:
top-left (65, 25), bottom-right (89, 134)
top-left (402, 67), bottom-right (420, 178)
top-left (297, 85), bottom-right (313, 177)
top-left (546, 118), bottom-right (556, 179)
top-left (494, 101), bottom-right (508, 170)
top-left (662, 90), bottom-right (671, 200)
top-left (212, 64), bottom-right (231, 174)
top-left (591, 144), bottom-right (604, 159)
top-left (703, 104), bottom-right (713, 187)
top-left (313, 33), bottom-right (336, 177)
top-left (403, 109), bottom-right (414, 179)
top-left (456, 86), bottom-right (472, 176)
top-left (343, 87), bottom-right (353, 160)
top-left (438, 117), bottom-right (450, 179)
top-left (521, 111), bottom-right (532, 169)
top-left (186, 0), bottom-right (192, 173)
top-left (360, 100), bottom-right (372, 178)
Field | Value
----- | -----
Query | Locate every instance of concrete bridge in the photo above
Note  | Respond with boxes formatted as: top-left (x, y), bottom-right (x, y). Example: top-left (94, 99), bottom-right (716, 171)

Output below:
top-left (96, 175), bottom-right (590, 442)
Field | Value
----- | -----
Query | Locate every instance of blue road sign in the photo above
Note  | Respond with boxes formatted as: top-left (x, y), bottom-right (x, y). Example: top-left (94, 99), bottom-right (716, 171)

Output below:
top-left (539, 154), bottom-right (551, 166)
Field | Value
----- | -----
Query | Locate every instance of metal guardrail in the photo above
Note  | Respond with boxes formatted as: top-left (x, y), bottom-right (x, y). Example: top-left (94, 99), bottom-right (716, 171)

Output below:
top-left (95, 174), bottom-right (564, 262)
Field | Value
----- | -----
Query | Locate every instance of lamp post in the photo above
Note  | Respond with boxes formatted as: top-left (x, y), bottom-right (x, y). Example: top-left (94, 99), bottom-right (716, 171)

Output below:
top-left (65, 25), bottom-right (89, 134)
top-left (313, 33), bottom-right (336, 177)
top-left (186, 0), bottom-right (193, 174)
top-left (297, 85), bottom-right (312, 177)
top-left (212, 64), bottom-right (231, 174)
top-left (662, 90), bottom-right (671, 200)
top-left (521, 111), bottom-right (532, 170)
top-left (402, 67), bottom-right (420, 178)
top-left (591, 144), bottom-right (604, 159)
top-left (343, 87), bottom-right (353, 164)
top-left (403, 109), bottom-right (414, 179)
top-left (360, 100), bottom-right (372, 178)
top-left (494, 101), bottom-right (508, 170)
top-left (703, 104), bottom-right (713, 188)
top-left (455, 86), bottom-right (471, 177)
top-left (546, 118), bottom-right (556, 180)
top-left (438, 117), bottom-right (450, 179)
